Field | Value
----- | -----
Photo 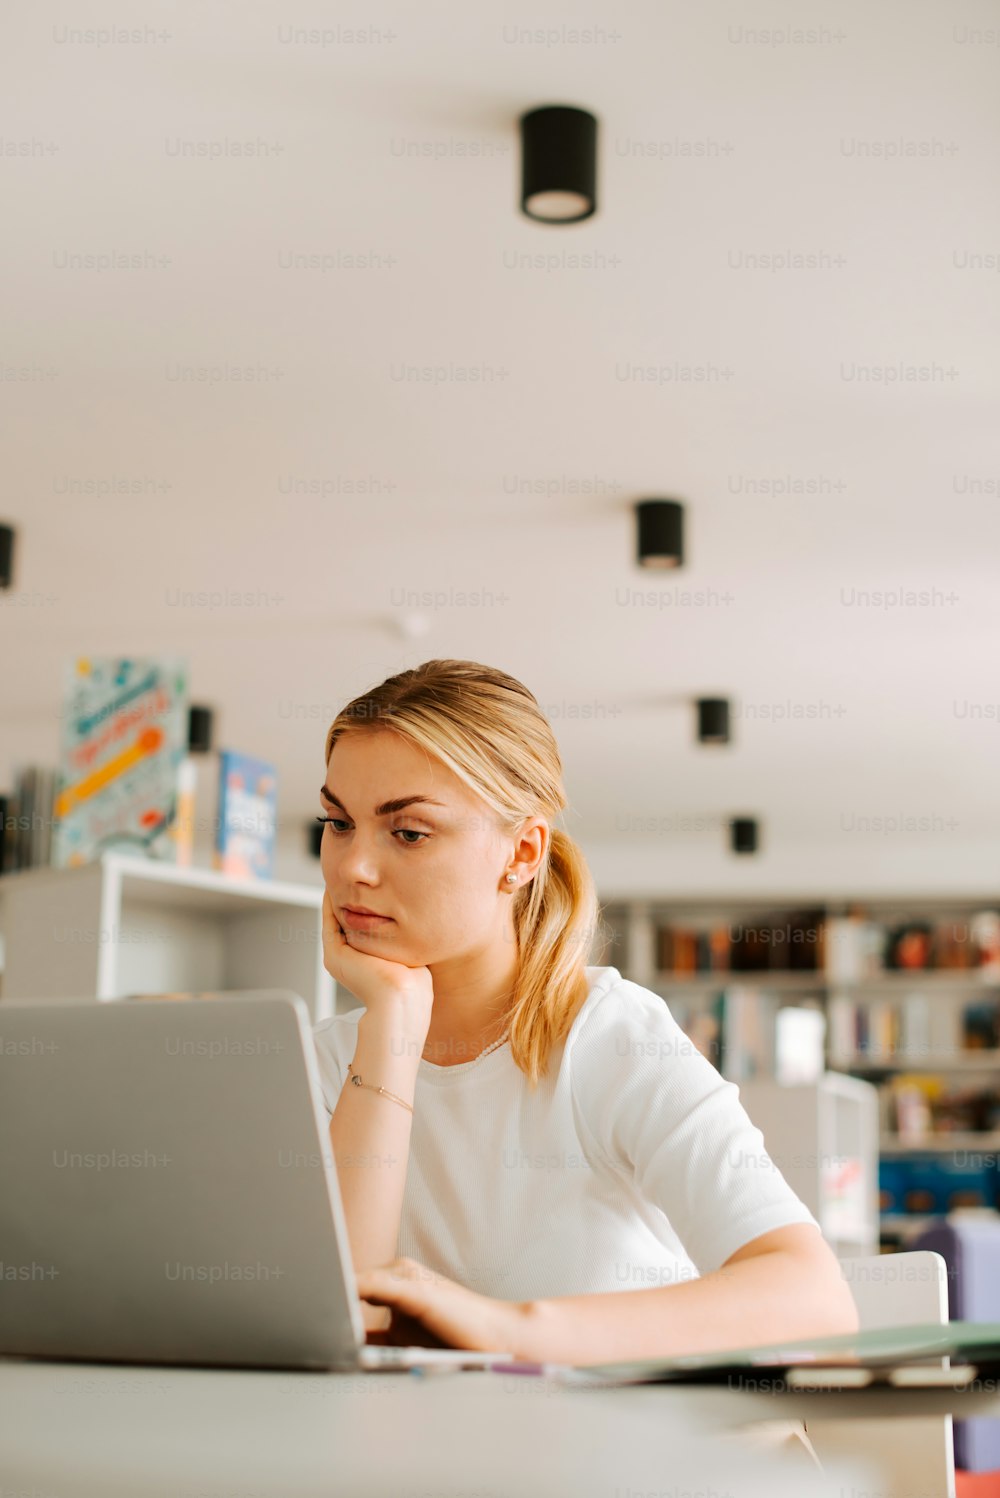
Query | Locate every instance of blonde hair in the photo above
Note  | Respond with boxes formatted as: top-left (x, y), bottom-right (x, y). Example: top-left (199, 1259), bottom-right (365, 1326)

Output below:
top-left (324, 659), bottom-right (602, 1088)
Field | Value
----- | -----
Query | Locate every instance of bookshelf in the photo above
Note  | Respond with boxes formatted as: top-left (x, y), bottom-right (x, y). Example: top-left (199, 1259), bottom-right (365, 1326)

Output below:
top-left (594, 896), bottom-right (1000, 1246)
top-left (0, 853), bottom-right (336, 1022)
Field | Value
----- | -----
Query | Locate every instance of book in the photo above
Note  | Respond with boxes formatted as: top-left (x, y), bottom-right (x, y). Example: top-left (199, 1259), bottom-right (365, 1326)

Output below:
top-left (717, 985), bottom-right (777, 1081)
top-left (553, 1320), bottom-right (1000, 1388)
top-left (51, 658), bottom-right (189, 867)
top-left (213, 750), bottom-right (277, 880)
top-left (15, 767), bottom-right (34, 871)
top-left (32, 766), bottom-right (55, 867)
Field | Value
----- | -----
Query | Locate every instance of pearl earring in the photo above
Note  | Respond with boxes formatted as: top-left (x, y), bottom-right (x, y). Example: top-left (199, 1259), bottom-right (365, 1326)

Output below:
top-left (505, 873), bottom-right (517, 883)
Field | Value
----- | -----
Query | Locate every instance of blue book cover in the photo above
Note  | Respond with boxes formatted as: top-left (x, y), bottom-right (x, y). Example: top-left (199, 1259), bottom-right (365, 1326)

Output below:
top-left (213, 750), bottom-right (277, 880)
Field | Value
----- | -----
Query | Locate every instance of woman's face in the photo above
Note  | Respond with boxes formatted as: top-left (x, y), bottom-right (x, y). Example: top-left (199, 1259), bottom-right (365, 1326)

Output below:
top-left (319, 729), bottom-right (524, 964)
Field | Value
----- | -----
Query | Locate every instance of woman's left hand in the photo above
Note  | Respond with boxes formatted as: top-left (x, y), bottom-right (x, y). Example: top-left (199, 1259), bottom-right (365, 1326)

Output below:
top-left (356, 1257), bottom-right (534, 1359)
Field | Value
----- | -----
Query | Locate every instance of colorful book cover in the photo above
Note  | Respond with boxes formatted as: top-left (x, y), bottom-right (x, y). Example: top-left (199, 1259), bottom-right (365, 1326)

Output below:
top-left (213, 750), bottom-right (277, 880)
top-left (52, 658), bottom-right (189, 867)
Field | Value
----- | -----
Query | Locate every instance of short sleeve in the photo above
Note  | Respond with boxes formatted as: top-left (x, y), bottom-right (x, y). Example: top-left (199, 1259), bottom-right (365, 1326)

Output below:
top-left (568, 979), bottom-right (821, 1274)
top-left (310, 1008), bottom-right (363, 1117)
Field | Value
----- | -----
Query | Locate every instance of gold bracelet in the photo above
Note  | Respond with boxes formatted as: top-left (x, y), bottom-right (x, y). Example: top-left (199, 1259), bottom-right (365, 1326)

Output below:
top-left (346, 1062), bottom-right (414, 1114)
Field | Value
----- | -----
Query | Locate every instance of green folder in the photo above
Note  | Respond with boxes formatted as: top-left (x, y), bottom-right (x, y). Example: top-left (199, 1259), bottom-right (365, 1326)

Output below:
top-left (558, 1321), bottom-right (1000, 1387)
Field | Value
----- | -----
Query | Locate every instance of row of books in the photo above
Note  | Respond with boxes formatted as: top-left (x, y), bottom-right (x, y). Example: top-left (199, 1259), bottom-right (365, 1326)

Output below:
top-left (654, 908), bottom-right (1000, 977)
top-left (0, 767), bottom-right (58, 874)
top-left (828, 997), bottom-right (1000, 1062)
top-left (667, 988), bottom-right (826, 1086)
top-left (885, 1075), bottom-right (1000, 1139)
top-left (656, 910), bottom-right (825, 973)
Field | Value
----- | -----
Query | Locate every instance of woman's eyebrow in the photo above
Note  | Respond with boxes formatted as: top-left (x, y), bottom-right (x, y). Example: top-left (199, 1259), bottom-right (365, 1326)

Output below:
top-left (319, 785), bottom-right (447, 816)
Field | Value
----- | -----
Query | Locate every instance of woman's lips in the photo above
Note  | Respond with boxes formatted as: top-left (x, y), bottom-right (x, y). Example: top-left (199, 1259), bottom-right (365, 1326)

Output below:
top-left (341, 908), bottom-right (393, 930)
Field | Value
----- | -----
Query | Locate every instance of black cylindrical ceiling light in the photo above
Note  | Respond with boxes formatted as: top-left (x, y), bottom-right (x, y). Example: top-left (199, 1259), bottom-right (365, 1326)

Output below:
top-left (187, 705), bottom-right (214, 755)
top-left (697, 698), bottom-right (731, 745)
top-left (519, 105), bottom-right (598, 224)
top-left (636, 499), bottom-right (684, 569)
top-left (0, 525), bottom-right (14, 589)
top-left (730, 817), bottom-right (759, 855)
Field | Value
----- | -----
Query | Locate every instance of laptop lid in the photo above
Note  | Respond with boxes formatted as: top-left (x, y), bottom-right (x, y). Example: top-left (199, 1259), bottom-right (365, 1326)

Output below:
top-left (0, 992), bottom-right (368, 1370)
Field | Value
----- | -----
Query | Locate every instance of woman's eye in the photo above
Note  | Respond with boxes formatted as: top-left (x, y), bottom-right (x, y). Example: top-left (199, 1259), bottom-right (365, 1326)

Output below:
top-left (314, 816), bottom-right (427, 846)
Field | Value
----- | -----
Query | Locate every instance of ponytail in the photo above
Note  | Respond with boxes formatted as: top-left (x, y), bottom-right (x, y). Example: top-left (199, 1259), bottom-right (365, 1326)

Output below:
top-left (506, 824), bottom-right (601, 1087)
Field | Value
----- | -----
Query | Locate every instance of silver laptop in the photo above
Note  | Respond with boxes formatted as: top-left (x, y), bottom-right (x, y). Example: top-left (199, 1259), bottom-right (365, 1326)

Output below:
top-left (0, 991), bottom-right (515, 1371)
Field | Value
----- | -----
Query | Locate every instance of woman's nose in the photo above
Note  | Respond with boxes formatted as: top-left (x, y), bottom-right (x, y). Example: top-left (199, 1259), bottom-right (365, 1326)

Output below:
top-left (333, 829), bottom-right (381, 882)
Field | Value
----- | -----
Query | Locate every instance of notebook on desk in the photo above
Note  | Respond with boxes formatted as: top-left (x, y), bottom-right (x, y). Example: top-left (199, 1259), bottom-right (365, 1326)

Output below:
top-left (555, 1321), bottom-right (1000, 1389)
top-left (0, 991), bottom-right (516, 1373)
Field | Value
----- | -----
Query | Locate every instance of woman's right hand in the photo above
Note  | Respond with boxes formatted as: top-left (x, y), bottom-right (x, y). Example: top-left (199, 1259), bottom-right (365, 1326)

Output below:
top-left (320, 889), bottom-right (434, 1045)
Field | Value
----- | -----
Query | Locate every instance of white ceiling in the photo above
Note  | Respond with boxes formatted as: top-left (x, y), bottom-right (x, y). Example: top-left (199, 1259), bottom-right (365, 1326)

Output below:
top-left (4, 0), bottom-right (1000, 896)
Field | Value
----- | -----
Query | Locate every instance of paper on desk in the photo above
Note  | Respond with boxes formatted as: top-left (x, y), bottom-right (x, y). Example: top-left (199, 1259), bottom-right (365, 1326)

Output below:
top-left (551, 1319), bottom-right (1000, 1386)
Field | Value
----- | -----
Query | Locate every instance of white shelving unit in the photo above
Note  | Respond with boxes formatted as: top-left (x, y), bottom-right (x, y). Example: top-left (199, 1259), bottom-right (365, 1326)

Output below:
top-left (0, 853), bottom-right (336, 1022)
top-left (738, 1074), bottom-right (881, 1259)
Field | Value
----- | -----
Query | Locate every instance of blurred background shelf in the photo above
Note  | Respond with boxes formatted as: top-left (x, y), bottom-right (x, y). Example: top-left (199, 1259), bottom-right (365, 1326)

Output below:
top-left (597, 895), bottom-right (1000, 1250)
top-left (879, 1132), bottom-right (1000, 1155)
top-left (840, 1052), bottom-right (1000, 1073)
top-left (0, 852), bottom-right (336, 1021)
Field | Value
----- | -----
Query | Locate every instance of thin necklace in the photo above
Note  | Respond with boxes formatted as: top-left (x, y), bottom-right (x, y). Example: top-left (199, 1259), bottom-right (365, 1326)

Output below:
top-left (473, 1031), bottom-right (510, 1063)
top-left (422, 1029), bottom-right (510, 1066)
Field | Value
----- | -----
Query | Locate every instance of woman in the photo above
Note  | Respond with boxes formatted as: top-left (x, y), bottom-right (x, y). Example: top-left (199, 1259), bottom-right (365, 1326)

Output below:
top-left (311, 658), bottom-right (858, 1367)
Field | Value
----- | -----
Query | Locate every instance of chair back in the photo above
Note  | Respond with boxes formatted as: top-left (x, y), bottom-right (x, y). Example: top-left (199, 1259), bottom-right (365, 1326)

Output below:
top-left (805, 1249), bottom-right (955, 1498)
top-left (839, 1248), bottom-right (950, 1330)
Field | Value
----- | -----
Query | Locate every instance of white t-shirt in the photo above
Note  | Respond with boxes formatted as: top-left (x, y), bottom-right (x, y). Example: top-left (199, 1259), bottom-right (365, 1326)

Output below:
top-left (311, 964), bottom-right (820, 1303)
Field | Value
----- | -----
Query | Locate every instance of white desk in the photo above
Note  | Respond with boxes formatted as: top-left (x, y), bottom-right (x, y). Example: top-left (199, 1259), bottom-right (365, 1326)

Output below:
top-left (0, 1357), bottom-right (887, 1498)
